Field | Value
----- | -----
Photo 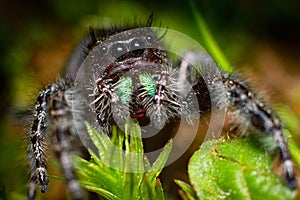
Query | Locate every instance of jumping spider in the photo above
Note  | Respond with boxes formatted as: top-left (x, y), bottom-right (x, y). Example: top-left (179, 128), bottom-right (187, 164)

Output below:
top-left (26, 17), bottom-right (297, 200)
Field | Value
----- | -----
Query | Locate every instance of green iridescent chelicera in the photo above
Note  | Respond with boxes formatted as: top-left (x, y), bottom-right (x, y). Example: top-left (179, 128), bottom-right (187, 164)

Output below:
top-left (139, 74), bottom-right (156, 97)
top-left (116, 77), bottom-right (133, 103)
top-left (116, 74), bottom-right (156, 104)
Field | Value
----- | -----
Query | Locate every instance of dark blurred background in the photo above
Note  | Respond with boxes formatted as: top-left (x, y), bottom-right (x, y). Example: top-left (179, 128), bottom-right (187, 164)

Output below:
top-left (1, 0), bottom-right (300, 199)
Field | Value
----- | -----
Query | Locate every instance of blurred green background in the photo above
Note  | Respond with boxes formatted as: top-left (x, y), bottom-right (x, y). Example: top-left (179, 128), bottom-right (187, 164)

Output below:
top-left (1, 0), bottom-right (300, 199)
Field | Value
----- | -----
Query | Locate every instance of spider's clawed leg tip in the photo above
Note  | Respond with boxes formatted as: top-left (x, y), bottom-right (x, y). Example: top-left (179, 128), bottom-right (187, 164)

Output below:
top-left (287, 177), bottom-right (298, 191)
top-left (39, 185), bottom-right (49, 193)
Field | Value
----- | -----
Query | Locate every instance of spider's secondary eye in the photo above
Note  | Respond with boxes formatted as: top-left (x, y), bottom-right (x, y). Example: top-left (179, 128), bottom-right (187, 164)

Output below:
top-left (99, 46), bottom-right (108, 55)
top-left (130, 38), bottom-right (145, 49)
top-left (146, 35), bottom-right (154, 44)
top-left (111, 43), bottom-right (128, 57)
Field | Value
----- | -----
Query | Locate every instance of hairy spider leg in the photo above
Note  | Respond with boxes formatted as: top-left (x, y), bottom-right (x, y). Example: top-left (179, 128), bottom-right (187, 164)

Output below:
top-left (28, 81), bottom-right (84, 200)
top-left (28, 83), bottom-right (60, 199)
top-left (182, 51), bottom-right (297, 190)
top-left (222, 77), bottom-right (297, 190)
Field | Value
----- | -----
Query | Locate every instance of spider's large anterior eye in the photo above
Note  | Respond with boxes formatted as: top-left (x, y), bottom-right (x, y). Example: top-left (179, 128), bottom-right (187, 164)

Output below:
top-left (130, 38), bottom-right (146, 57)
top-left (111, 43), bottom-right (128, 57)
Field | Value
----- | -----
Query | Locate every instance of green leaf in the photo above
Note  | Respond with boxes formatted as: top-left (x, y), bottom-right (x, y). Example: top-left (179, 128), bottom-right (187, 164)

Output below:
top-left (73, 121), bottom-right (172, 200)
top-left (155, 179), bottom-right (165, 200)
top-left (174, 179), bottom-right (197, 200)
top-left (141, 139), bottom-right (172, 199)
top-left (188, 135), bottom-right (296, 200)
top-left (147, 139), bottom-right (173, 180)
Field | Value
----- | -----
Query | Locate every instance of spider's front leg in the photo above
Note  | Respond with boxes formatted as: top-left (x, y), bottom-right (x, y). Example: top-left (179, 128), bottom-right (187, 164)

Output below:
top-left (182, 51), bottom-right (297, 190)
top-left (221, 76), bottom-right (297, 190)
top-left (27, 83), bottom-right (60, 199)
top-left (28, 81), bottom-right (84, 200)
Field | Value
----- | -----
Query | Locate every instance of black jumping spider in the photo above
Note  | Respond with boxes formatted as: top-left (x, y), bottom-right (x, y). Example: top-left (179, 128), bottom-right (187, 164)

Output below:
top-left (26, 17), bottom-right (297, 199)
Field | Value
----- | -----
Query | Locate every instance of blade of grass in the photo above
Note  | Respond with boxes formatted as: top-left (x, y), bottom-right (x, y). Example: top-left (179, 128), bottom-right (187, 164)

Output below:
top-left (188, 1), bottom-right (232, 73)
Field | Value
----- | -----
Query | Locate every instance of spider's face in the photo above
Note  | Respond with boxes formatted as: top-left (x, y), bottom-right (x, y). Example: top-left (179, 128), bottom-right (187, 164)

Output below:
top-left (82, 28), bottom-right (185, 130)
